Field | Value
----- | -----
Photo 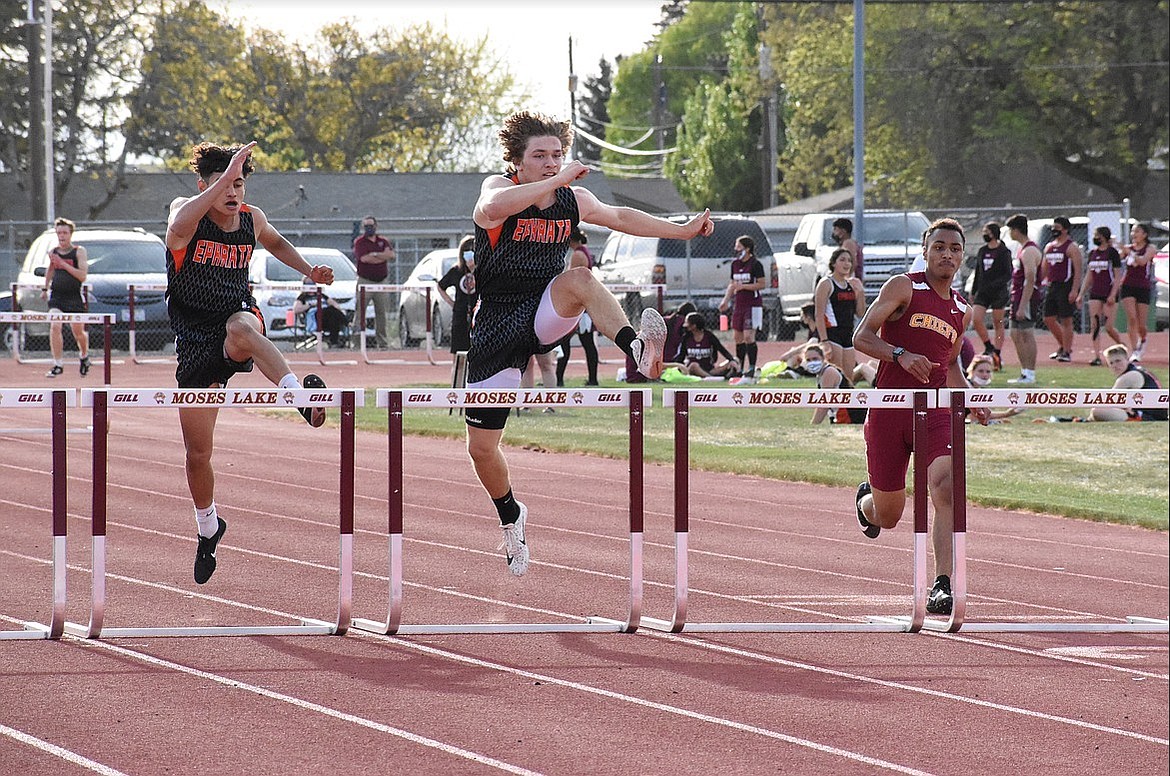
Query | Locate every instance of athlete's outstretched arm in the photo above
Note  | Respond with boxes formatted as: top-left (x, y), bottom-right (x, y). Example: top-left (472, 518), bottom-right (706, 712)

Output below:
top-left (574, 187), bottom-right (713, 240)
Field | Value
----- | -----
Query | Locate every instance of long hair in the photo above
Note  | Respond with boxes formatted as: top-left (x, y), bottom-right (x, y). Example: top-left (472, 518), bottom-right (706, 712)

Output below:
top-left (498, 111), bottom-right (573, 174)
top-left (457, 235), bottom-right (475, 273)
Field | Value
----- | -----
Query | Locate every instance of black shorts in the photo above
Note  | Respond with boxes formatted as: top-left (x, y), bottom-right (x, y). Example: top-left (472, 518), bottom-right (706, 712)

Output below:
top-left (171, 300), bottom-right (262, 388)
top-left (47, 295), bottom-right (86, 314)
top-left (1043, 281), bottom-right (1077, 318)
top-left (972, 284), bottom-right (1010, 310)
top-left (1010, 294), bottom-right (1042, 329)
top-left (1119, 285), bottom-right (1151, 305)
top-left (825, 326), bottom-right (854, 350)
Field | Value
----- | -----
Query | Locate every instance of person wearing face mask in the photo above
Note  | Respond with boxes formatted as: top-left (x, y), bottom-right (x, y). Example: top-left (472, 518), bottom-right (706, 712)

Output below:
top-left (352, 215), bottom-right (396, 349)
top-left (1076, 226), bottom-right (1124, 366)
top-left (806, 344), bottom-right (870, 425)
top-left (831, 217), bottom-right (864, 282)
top-left (437, 235), bottom-right (478, 354)
top-left (1041, 216), bottom-right (1084, 363)
top-left (1005, 213), bottom-right (1044, 385)
top-left (1118, 223), bottom-right (1157, 361)
top-left (969, 221), bottom-right (1013, 370)
top-left (963, 355), bottom-right (1025, 423)
top-left (718, 235), bottom-right (766, 383)
top-left (667, 311), bottom-right (740, 378)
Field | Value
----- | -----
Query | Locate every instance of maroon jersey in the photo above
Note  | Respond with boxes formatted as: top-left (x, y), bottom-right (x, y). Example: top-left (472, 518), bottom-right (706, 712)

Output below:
top-left (730, 256), bottom-right (765, 309)
top-left (1086, 246), bottom-right (1121, 298)
top-left (1043, 239), bottom-right (1075, 284)
top-left (1010, 240), bottom-right (1043, 306)
top-left (1121, 243), bottom-right (1155, 290)
top-left (874, 272), bottom-right (967, 390)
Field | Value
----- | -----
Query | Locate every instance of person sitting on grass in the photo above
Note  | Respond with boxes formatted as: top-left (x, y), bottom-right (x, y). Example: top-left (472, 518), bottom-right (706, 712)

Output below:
top-left (664, 311), bottom-right (740, 379)
top-left (1086, 344), bottom-right (1167, 422)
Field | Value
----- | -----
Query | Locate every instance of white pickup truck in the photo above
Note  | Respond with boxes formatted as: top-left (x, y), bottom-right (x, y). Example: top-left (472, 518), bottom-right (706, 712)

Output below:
top-left (784, 211), bottom-right (931, 300)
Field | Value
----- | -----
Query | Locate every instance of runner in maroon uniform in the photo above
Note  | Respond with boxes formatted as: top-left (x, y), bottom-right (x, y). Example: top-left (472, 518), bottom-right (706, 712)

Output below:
top-left (1118, 223), bottom-right (1157, 360)
top-left (1076, 225), bottom-right (1124, 365)
top-left (1041, 216), bottom-right (1084, 362)
top-left (853, 218), bottom-right (989, 615)
top-left (469, 111), bottom-right (714, 576)
top-left (1005, 213), bottom-right (1044, 385)
top-left (166, 141), bottom-right (335, 585)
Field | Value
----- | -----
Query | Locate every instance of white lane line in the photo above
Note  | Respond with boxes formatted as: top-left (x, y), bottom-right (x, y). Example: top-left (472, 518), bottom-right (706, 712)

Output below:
top-left (64, 639), bottom-right (543, 776)
top-left (0, 723), bottom-right (129, 776)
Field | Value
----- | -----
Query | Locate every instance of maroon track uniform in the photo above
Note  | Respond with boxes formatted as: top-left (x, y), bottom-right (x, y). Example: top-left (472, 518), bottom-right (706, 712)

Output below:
top-left (467, 177), bottom-right (579, 384)
top-left (1086, 246), bottom-right (1122, 301)
top-left (864, 272), bottom-right (967, 491)
top-left (681, 330), bottom-right (736, 373)
top-left (729, 255), bottom-right (764, 331)
top-left (166, 206), bottom-right (260, 388)
top-left (1120, 243), bottom-right (1156, 305)
top-left (1043, 239), bottom-right (1077, 318)
top-left (1010, 240), bottom-right (1043, 325)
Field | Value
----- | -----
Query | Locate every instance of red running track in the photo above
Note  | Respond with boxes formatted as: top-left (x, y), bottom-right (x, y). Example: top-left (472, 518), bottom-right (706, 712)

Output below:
top-left (0, 342), bottom-right (1167, 776)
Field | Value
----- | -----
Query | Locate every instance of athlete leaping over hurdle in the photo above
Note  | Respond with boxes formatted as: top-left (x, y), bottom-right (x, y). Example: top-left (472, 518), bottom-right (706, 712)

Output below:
top-left (467, 111), bottom-right (715, 576)
top-left (166, 141), bottom-right (335, 585)
top-left (852, 218), bottom-right (990, 615)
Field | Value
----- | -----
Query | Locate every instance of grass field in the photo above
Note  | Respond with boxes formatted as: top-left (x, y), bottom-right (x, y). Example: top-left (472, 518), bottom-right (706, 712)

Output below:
top-left (350, 364), bottom-right (1170, 531)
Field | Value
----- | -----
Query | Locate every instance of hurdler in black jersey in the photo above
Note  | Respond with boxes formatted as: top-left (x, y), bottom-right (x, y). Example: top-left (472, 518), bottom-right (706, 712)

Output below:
top-left (167, 206), bottom-right (262, 387)
top-left (467, 180), bottom-right (579, 384)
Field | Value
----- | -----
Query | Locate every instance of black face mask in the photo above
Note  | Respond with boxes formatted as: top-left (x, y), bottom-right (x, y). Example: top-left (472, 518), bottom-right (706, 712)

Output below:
top-left (1051, 229), bottom-right (1063, 239)
top-left (363, 225), bottom-right (376, 237)
top-left (1093, 236), bottom-right (1103, 246)
top-left (983, 234), bottom-right (992, 243)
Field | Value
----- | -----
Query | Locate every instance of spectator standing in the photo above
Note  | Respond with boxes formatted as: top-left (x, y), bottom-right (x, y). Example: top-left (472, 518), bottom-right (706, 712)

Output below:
top-left (1077, 225), bottom-right (1124, 365)
top-left (969, 221), bottom-right (1013, 369)
top-left (1041, 216), bottom-right (1084, 362)
top-left (1118, 223), bottom-right (1157, 361)
top-left (41, 216), bottom-right (91, 377)
top-left (1005, 213), bottom-right (1044, 385)
top-left (832, 217), bottom-right (864, 283)
top-left (437, 235), bottom-right (477, 354)
top-left (555, 229), bottom-right (600, 386)
top-left (813, 247), bottom-right (866, 381)
top-left (718, 235), bottom-right (766, 382)
top-left (352, 215), bottom-right (396, 349)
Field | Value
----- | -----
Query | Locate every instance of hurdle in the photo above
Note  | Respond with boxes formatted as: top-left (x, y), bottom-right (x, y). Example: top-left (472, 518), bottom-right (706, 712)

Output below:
top-left (605, 283), bottom-right (665, 314)
top-left (126, 283), bottom-right (173, 364)
top-left (350, 387), bottom-right (649, 635)
top-left (356, 284), bottom-right (439, 365)
top-left (909, 387), bottom-right (1169, 635)
top-left (1, 311), bottom-right (115, 384)
top-left (68, 385), bottom-right (361, 638)
top-left (296, 286), bottom-right (357, 366)
top-left (641, 388), bottom-right (936, 634)
top-left (0, 389), bottom-right (71, 640)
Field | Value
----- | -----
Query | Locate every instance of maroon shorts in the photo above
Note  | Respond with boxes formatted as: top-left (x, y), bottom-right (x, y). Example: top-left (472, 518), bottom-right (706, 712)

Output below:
top-left (863, 407), bottom-right (951, 492)
top-left (731, 304), bottom-right (762, 332)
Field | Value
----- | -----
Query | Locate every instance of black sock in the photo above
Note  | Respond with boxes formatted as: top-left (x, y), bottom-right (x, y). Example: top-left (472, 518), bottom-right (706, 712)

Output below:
top-left (983, 340), bottom-right (994, 353)
top-left (746, 343), bottom-right (758, 371)
top-left (615, 326), bottom-right (637, 359)
top-left (492, 489), bottom-right (521, 524)
top-left (736, 343), bottom-right (746, 366)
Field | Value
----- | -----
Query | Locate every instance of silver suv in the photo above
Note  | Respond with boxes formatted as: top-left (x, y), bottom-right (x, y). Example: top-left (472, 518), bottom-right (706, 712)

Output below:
top-left (595, 216), bottom-right (816, 338)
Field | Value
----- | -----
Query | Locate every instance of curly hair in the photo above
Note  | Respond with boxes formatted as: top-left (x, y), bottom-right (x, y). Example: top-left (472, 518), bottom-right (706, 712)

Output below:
top-left (498, 111), bottom-right (573, 172)
top-left (188, 142), bottom-right (254, 181)
top-left (924, 217), bottom-right (965, 245)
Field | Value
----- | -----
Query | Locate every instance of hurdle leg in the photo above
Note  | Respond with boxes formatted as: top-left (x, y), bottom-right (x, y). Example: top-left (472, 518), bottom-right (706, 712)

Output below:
top-left (334, 391), bottom-right (356, 635)
top-left (640, 390), bottom-right (689, 633)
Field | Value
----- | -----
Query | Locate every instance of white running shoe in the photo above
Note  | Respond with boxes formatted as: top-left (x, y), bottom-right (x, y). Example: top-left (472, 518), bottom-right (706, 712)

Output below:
top-left (499, 501), bottom-right (529, 576)
top-left (1007, 374), bottom-right (1036, 385)
top-left (631, 308), bottom-right (667, 379)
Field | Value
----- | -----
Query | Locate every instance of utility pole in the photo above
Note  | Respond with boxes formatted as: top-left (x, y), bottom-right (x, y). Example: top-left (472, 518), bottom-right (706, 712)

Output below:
top-left (852, 0), bottom-right (865, 244)
top-left (26, 0), bottom-right (45, 223)
top-left (653, 53), bottom-right (665, 151)
top-left (568, 36), bottom-right (578, 159)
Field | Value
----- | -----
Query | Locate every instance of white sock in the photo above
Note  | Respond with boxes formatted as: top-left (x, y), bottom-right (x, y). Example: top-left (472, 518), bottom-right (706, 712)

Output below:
top-left (195, 503), bottom-right (219, 538)
top-left (278, 373), bottom-right (300, 390)
top-left (53, 359), bottom-right (62, 367)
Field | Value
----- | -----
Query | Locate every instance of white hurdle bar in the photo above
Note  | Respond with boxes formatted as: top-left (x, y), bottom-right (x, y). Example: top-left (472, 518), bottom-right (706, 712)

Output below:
top-left (70, 386), bottom-right (361, 638)
top-left (356, 284), bottom-right (440, 365)
top-left (350, 387), bottom-right (650, 635)
top-left (916, 387), bottom-right (1169, 634)
top-left (0, 389), bottom-right (73, 640)
top-left (126, 283), bottom-right (174, 364)
top-left (1, 310), bottom-right (116, 384)
top-left (642, 388), bottom-right (937, 634)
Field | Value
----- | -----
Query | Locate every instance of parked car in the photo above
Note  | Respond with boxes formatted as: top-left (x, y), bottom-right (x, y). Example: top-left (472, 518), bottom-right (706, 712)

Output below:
top-left (595, 216), bottom-right (816, 339)
top-left (1155, 243), bottom-right (1168, 332)
top-left (398, 248), bottom-right (457, 347)
top-left (249, 247), bottom-right (358, 339)
top-left (16, 228), bottom-right (169, 349)
top-left (783, 211), bottom-right (932, 301)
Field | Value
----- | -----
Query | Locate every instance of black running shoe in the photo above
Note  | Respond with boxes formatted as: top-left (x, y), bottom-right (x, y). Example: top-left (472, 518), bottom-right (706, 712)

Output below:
top-left (855, 481), bottom-right (880, 539)
top-left (79, 356), bottom-right (91, 376)
top-left (46, 365), bottom-right (63, 378)
top-left (298, 374), bottom-right (327, 427)
top-left (194, 517), bottom-right (227, 585)
top-left (926, 574), bottom-right (953, 615)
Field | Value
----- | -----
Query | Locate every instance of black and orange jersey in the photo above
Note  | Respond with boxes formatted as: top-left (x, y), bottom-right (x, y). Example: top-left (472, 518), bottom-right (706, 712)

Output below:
top-left (167, 208), bottom-right (256, 322)
top-left (473, 179), bottom-right (579, 305)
